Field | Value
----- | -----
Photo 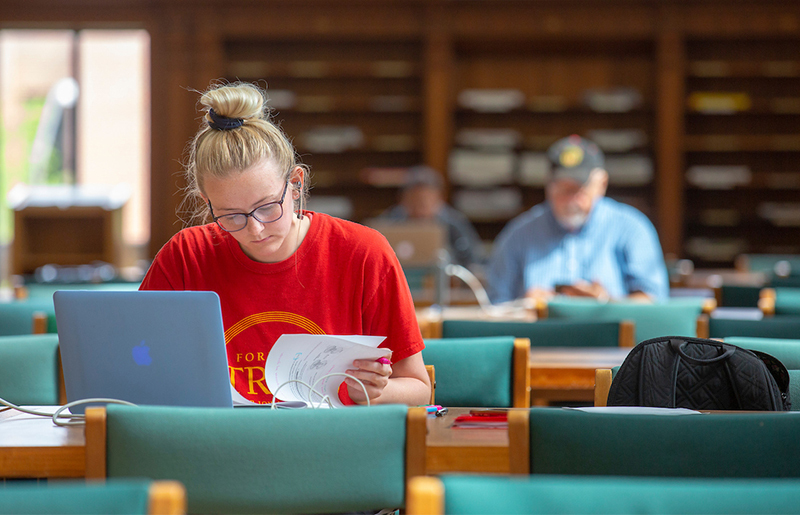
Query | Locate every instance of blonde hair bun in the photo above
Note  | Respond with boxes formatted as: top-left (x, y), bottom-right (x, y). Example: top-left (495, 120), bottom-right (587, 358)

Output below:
top-left (200, 82), bottom-right (265, 122)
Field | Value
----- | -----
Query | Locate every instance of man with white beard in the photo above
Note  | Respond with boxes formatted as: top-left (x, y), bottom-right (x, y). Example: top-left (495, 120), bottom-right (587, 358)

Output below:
top-left (487, 135), bottom-right (668, 304)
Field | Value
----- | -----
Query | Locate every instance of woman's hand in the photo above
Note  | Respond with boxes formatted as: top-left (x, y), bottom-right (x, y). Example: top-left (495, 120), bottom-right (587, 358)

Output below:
top-left (344, 359), bottom-right (392, 404)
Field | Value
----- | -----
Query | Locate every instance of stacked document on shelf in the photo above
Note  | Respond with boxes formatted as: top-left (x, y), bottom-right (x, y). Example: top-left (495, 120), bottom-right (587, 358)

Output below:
top-left (301, 126), bottom-right (364, 153)
top-left (451, 410), bottom-right (509, 429)
top-left (265, 89), bottom-right (297, 110)
top-left (686, 165), bottom-right (751, 189)
top-left (448, 149), bottom-right (516, 186)
top-left (455, 128), bottom-right (521, 149)
top-left (604, 155), bottom-right (653, 186)
top-left (757, 202), bottom-right (800, 226)
top-left (260, 334), bottom-right (390, 408)
top-left (518, 152), bottom-right (550, 186)
top-left (585, 129), bottom-right (648, 152)
top-left (685, 237), bottom-right (747, 262)
top-left (457, 88), bottom-right (525, 112)
top-left (453, 188), bottom-right (522, 220)
top-left (582, 87), bottom-right (642, 112)
top-left (688, 92), bottom-right (751, 113)
top-left (305, 196), bottom-right (354, 219)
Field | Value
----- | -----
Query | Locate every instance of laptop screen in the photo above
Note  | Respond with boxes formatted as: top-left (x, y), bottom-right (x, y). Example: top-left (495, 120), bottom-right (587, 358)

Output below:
top-left (53, 290), bottom-right (233, 413)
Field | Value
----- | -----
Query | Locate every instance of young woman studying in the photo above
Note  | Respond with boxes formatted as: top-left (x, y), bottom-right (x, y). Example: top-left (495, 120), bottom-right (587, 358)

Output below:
top-left (140, 82), bottom-right (431, 406)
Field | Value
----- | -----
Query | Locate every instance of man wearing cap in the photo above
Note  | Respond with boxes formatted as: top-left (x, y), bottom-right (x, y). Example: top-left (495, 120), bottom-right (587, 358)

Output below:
top-left (382, 165), bottom-right (484, 268)
top-left (487, 135), bottom-right (669, 303)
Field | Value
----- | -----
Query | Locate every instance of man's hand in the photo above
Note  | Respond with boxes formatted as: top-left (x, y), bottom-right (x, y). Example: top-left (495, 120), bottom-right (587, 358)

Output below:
top-left (555, 280), bottom-right (609, 301)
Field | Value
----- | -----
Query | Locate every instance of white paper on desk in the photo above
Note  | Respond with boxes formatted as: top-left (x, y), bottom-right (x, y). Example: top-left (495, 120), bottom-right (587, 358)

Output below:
top-left (565, 407), bottom-right (701, 415)
top-left (264, 334), bottom-right (389, 408)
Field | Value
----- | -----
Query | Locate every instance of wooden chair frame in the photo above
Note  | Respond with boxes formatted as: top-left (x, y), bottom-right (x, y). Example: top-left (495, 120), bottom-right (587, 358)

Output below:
top-left (759, 288), bottom-right (776, 317)
top-left (147, 481), bottom-right (187, 515)
top-left (85, 406), bottom-right (428, 485)
top-left (594, 368), bottom-right (613, 407)
top-left (406, 476), bottom-right (445, 515)
top-left (513, 338), bottom-right (532, 408)
top-left (425, 364), bottom-right (436, 405)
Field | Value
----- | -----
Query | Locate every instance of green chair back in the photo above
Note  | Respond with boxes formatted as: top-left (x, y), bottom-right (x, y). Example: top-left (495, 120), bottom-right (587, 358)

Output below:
top-left (0, 479), bottom-right (156, 515)
top-left (0, 334), bottom-right (60, 405)
top-left (422, 337), bottom-right (514, 407)
top-left (0, 298), bottom-right (55, 335)
top-left (724, 337), bottom-right (800, 370)
top-left (441, 319), bottom-right (621, 347)
top-left (774, 288), bottom-right (800, 316)
top-left (739, 254), bottom-right (800, 275)
top-left (105, 404), bottom-right (408, 514)
top-left (22, 282), bottom-right (142, 300)
top-left (790, 370), bottom-right (800, 412)
top-left (720, 285), bottom-right (762, 308)
top-left (527, 408), bottom-right (800, 478)
top-left (437, 475), bottom-right (800, 515)
top-left (545, 298), bottom-right (704, 343)
top-left (709, 317), bottom-right (800, 339)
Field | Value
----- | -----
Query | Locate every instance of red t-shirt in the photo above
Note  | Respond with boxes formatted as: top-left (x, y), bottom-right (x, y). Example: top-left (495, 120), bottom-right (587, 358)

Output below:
top-left (140, 212), bottom-right (424, 404)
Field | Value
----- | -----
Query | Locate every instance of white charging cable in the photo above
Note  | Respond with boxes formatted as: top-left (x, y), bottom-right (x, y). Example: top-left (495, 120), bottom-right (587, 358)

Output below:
top-left (269, 372), bottom-right (371, 409)
top-left (0, 396), bottom-right (137, 427)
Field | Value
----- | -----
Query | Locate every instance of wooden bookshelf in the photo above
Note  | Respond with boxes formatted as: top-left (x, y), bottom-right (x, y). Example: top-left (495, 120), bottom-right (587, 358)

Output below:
top-left (2, 0), bottom-right (799, 267)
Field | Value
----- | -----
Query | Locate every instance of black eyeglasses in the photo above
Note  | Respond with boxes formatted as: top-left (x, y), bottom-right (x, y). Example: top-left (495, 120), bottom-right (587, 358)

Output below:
top-left (208, 182), bottom-right (289, 233)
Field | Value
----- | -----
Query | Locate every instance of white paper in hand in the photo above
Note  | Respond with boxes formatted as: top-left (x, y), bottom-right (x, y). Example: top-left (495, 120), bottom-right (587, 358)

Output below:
top-left (265, 334), bottom-right (389, 407)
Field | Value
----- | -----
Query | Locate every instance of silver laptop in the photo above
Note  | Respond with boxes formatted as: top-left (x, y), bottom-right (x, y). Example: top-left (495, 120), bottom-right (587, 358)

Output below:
top-left (53, 290), bottom-right (233, 413)
top-left (366, 220), bottom-right (447, 267)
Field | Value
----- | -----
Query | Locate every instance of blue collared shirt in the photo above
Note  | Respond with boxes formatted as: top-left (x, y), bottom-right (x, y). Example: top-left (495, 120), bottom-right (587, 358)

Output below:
top-left (486, 197), bottom-right (669, 303)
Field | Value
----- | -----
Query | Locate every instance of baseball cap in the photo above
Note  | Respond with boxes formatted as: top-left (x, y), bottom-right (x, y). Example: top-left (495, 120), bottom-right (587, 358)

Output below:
top-left (547, 135), bottom-right (605, 184)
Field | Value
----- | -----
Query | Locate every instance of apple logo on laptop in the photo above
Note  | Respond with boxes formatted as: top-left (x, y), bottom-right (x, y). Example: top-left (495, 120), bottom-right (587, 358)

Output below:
top-left (132, 340), bottom-right (152, 366)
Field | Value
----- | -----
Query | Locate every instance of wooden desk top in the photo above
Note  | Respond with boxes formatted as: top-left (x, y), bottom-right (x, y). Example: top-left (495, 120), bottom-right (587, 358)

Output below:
top-left (425, 407), bottom-right (523, 474)
top-left (529, 346), bottom-right (632, 368)
top-left (0, 407), bottom-right (85, 478)
top-left (528, 347), bottom-right (632, 405)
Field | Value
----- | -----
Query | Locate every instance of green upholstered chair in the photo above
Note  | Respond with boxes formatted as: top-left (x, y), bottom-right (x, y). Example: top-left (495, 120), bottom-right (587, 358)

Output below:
top-left (542, 298), bottom-right (707, 343)
top-left (0, 479), bottom-right (185, 515)
top-left (508, 408), bottom-right (800, 477)
top-left (407, 474), bottom-right (800, 515)
top-left (440, 319), bottom-right (635, 347)
top-left (720, 284), bottom-right (762, 308)
top-left (0, 298), bottom-right (56, 335)
top-left (0, 334), bottom-right (61, 405)
top-left (85, 404), bottom-right (426, 515)
top-left (724, 336), bottom-right (800, 369)
top-left (737, 254), bottom-right (800, 275)
top-left (21, 281), bottom-right (142, 300)
top-left (769, 287), bottom-right (800, 316)
top-left (16, 282), bottom-right (143, 334)
top-left (723, 337), bottom-right (800, 412)
top-left (422, 337), bottom-right (530, 407)
top-left (709, 316), bottom-right (800, 339)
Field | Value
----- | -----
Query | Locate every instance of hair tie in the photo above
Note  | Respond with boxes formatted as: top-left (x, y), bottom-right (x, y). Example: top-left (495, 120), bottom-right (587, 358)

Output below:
top-left (208, 108), bottom-right (244, 131)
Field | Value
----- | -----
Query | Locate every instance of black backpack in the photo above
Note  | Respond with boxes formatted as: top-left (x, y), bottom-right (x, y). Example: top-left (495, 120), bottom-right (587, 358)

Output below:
top-left (608, 336), bottom-right (791, 411)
